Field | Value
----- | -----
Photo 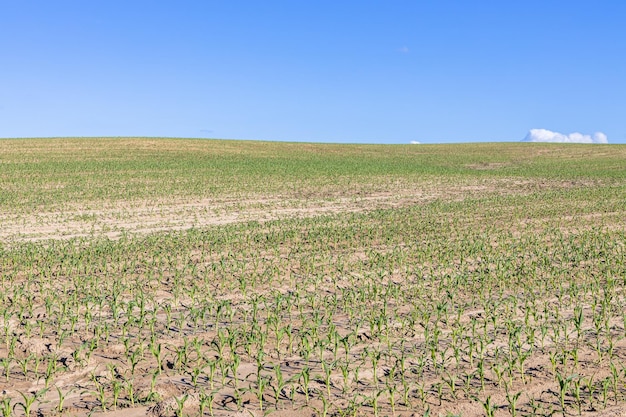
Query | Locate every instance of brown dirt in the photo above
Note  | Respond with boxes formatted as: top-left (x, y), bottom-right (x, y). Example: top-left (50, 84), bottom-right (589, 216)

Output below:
top-left (1, 176), bottom-right (624, 417)
top-left (0, 177), bottom-right (599, 243)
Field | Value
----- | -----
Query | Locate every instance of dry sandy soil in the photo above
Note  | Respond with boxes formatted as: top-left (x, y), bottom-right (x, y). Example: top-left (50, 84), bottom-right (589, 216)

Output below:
top-left (1, 175), bottom-right (625, 417)
top-left (0, 178), bottom-right (599, 243)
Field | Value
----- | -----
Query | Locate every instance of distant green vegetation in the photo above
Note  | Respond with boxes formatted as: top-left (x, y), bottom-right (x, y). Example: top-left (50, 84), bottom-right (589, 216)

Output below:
top-left (1, 138), bottom-right (624, 212)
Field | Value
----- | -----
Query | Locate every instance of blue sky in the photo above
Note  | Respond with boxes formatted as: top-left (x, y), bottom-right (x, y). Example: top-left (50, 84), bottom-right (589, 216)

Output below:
top-left (1, 1), bottom-right (625, 144)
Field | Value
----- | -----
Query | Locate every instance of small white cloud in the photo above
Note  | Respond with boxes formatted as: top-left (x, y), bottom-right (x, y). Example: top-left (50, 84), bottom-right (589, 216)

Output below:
top-left (592, 132), bottom-right (608, 143)
top-left (522, 128), bottom-right (608, 144)
top-left (410, 140), bottom-right (420, 144)
top-left (397, 46), bottom-right (409, 54)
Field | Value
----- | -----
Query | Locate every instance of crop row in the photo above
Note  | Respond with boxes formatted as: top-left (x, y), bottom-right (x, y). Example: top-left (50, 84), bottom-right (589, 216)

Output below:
top-left (1, 187), bottom-right (625, 416)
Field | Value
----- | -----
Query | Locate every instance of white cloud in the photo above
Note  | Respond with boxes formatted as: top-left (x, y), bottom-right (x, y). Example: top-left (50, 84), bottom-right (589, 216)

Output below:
top-left (522, 129), bottom-right (608, 144)
top-left (410, 140), bottom-right (420, 144)
top-left (397, 46), bottom-right (409, 54)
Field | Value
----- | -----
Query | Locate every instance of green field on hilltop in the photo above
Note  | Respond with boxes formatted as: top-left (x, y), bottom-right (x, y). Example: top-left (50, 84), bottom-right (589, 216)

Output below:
top-left (1, 137), bottom-right (625, 211)
top-left (1, 138), bottom-right (625, 417)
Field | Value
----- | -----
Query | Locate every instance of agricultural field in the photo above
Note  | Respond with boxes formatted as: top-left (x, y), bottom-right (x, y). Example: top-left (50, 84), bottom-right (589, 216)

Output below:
top-left (0, 137), bottom-right (625, 417)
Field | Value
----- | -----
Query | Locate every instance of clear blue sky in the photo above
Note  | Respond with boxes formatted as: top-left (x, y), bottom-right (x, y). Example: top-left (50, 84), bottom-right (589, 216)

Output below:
top-left (2, 1), bottom-right (625, 144)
